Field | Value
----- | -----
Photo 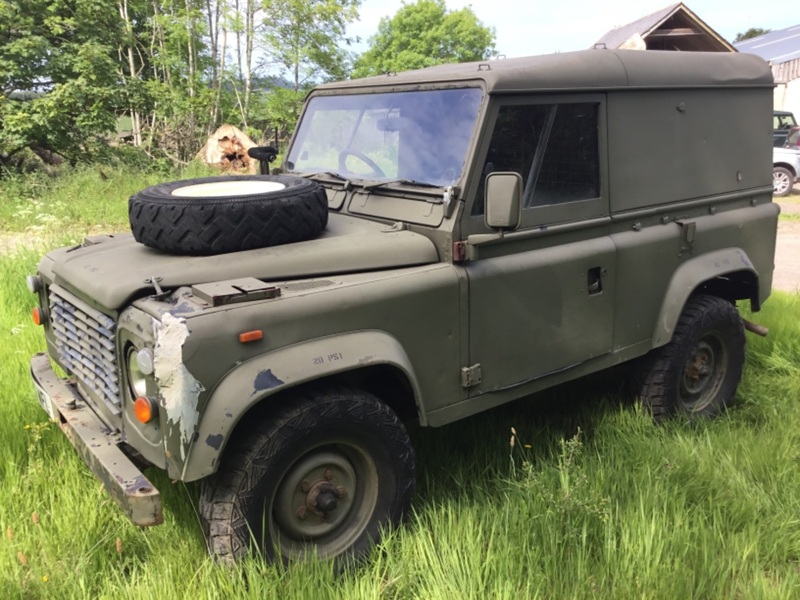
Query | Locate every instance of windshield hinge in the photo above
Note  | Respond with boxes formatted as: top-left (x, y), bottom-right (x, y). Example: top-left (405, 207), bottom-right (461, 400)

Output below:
top-left (461, 364), bottom-right (482, 388)
top-left (443, 186), bottom-right (459, 217)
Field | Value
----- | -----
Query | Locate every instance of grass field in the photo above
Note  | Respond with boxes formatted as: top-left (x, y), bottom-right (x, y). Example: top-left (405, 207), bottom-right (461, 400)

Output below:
top-left (2, 168), bottom-right (800, 598)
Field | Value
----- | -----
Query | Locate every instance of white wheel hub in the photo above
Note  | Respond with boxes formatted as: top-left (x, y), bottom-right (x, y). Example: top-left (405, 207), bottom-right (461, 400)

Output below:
top-left (171, 180), bottom-right (286, 197)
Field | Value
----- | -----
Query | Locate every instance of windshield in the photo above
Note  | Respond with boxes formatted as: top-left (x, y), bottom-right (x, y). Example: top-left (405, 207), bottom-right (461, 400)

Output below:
top-left (286, 88), bottom-right (483, 187)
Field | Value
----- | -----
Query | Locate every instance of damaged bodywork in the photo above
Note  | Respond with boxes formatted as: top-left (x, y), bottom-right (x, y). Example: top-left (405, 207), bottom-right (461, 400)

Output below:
top-left (153, 313), bottom-right (204, 462)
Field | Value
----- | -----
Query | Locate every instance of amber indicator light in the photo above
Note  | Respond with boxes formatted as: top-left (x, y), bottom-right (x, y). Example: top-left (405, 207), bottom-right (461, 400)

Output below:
top-left (32, 307), bottom-right (42, 326)
top-left (239, 330), bottom-right (264, 343)
top-left (133, 397), bottom-right (156, 423)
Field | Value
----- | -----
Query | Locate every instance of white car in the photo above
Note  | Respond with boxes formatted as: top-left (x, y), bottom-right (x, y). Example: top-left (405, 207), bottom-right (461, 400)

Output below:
top-left (773, 147), bottom-right (800, 197)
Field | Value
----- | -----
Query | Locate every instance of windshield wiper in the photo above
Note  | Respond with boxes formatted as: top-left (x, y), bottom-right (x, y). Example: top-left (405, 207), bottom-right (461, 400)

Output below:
top-left (298, 171), bottom-right (353, 187)
top-left (361, 178), bottom-right (442, 191)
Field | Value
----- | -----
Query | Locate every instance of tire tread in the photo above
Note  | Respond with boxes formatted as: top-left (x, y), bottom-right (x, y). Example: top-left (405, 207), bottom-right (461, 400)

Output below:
top-left (634, 294), bottom-right (745, 420)
top-left (128, 175), bottom-right (328, 255)
top-left (199, 385), bottom-right (414, 565)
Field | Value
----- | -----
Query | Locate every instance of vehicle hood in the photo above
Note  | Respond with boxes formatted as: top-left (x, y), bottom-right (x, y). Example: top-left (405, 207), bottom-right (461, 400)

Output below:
top-left (39, 214), bottom-right (439, 310)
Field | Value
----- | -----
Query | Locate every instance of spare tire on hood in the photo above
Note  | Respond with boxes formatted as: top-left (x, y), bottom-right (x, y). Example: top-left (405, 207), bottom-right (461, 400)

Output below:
top-left (128, 175), bottom-right (328, 255)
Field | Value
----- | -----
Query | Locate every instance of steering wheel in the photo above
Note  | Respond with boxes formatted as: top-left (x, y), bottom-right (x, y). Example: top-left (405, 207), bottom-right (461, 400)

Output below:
top-left (338, 149), bottom-right (386, 178)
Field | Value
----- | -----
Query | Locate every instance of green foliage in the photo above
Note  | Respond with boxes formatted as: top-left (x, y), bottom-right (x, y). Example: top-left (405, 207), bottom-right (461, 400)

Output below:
top-left (0, 0), bottom-right (363, 170)
top-left (352, 0), bottom-right (496, 78)
top-left (250, 87), bottom-right (307, 140)
top-left (734, 27), bottom-right (771, 43)
top-left (262, 0), bottom-right (362, 90)
top-left (0, 0), bottom-right (124, 164)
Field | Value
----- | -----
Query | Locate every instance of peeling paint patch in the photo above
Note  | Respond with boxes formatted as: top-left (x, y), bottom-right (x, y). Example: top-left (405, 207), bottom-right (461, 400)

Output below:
top-left (154, 313), bottom-right (205, 461)
top-left (169, 302), bottom-right (195, 316)
top-left (205, 434), bottom-right (223, 450)
top-left (252, 369), bottom-right (284, 396)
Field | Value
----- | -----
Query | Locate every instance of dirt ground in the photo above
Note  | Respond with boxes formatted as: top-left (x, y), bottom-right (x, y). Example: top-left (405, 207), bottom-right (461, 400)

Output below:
top-left (775, 193), bottom-right (800, 293)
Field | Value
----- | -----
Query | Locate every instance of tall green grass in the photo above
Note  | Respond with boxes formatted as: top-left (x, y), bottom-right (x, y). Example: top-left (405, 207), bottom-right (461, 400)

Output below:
top-left (2, 170), bottom-right (800, 598)
top-left (0, 163), bottom-right (214, 235)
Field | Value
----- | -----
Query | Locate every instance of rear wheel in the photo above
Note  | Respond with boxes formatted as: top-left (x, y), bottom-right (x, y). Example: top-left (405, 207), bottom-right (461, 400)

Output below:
top-left (200, 386), bottom-right (415, 565)
top-left (635, 295), bottom-right (745, 419)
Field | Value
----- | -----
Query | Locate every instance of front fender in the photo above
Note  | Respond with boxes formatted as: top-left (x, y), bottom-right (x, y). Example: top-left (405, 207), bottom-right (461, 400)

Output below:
top-left (181, 330), bottom-right (420, 481)
top-left (651, 247), bottom-right (758, 348)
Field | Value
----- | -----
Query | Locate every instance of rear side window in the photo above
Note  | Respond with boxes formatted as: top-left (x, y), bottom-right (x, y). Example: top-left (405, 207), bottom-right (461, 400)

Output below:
top-left (774, 113), bottom-right (797, 129)
top-left (473, 103), bottom-right (600, 215)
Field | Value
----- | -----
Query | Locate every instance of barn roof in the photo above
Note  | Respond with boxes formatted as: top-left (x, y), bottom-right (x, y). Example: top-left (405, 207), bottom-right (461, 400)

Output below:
top-left (594, 2), bottom-right (735, 52)
top-left (734, 25), bottom-right (800, 64)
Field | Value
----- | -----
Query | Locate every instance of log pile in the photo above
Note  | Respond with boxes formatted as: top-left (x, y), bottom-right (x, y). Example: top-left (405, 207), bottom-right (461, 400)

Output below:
top-left (196, 125), bottom-right (258, 173)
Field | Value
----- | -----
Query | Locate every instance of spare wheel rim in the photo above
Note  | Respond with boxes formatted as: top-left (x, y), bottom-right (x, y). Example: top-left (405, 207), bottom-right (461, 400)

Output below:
top-left (171, 180), bottom-right (286, 197)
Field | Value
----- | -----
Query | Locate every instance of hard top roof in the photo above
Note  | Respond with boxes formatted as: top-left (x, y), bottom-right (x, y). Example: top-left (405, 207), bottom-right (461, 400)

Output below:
top-left (314, 49), bottom-right (772, 95)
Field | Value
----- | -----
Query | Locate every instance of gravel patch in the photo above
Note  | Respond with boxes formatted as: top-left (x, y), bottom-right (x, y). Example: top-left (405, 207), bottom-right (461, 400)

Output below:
top-left (774, 202), bottom-right (800, 293)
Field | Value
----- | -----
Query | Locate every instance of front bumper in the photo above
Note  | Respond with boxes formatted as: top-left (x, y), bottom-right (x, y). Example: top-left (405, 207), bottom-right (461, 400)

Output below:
top-left (30, 353), bottom-right (163, 527)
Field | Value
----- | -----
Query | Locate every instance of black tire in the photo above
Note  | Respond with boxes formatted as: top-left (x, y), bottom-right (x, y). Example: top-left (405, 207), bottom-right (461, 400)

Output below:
top-left (773, 166), bottom-right (794, 197)
top-left (128, 175), bottom-right (328, 255)
top-left (200, 386), bottom-right (415, 565)
top-left (635, 295), bottom-right (745, 420)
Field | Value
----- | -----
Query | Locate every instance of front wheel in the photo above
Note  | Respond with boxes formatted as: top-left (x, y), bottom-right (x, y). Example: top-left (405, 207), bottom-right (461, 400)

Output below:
top-left (635, 295), bottom-right (745, 419)
top-left (200, 386), bottom-right (415, 565)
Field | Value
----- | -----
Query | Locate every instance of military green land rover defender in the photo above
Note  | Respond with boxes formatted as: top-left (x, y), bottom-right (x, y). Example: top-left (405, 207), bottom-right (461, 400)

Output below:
top-left (28, 49), bottom-right (779, 564)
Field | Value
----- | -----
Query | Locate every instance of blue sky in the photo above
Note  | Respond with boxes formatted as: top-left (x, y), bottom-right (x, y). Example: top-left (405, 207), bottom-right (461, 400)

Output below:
top-left (348, 0), bottom-right (799, 58)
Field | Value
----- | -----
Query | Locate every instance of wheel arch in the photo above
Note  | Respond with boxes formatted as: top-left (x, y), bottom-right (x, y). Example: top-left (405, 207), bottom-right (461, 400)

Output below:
top-left (774, 162), bottom-right (797, 177)
top-left (651, 248), bottom-right (759, 348)
top-left (182, 330), bottom-right (423, 482)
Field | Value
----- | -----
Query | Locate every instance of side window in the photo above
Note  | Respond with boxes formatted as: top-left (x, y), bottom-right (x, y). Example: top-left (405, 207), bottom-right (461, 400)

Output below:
top-left (473, 102), bottom-right (600, 215)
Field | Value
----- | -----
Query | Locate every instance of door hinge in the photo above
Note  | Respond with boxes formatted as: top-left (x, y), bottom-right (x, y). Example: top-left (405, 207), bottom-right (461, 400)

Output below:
top-left (461, 364), bottom-right (482, 388)
top-left (453, 241), bottom-right (467, 263)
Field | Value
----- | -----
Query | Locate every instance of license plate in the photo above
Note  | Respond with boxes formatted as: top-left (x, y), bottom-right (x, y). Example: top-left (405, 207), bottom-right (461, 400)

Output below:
top-left (34, 382), bottom-right (57, 421)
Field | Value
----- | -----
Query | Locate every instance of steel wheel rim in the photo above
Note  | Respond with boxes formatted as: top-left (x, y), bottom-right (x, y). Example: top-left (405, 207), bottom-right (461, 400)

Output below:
top-left (679, 332), bottom-right (727, 412)
top-left (270, 444), bottom-right (379, 559)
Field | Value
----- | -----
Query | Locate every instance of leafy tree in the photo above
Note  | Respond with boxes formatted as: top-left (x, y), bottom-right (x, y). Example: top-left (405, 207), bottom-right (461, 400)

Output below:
top-left (261, 0), bottom-right (362, 91)
top-left (0, 0), bottom-right (124, 165)
top-left (252, 86), bottom-right (306, 142)
top-left (0, 0), bottom-right (364, 171)
top-left (734, 28), bottom-right (771, 43)
top-left (352, 0), bottom-right (495, 78)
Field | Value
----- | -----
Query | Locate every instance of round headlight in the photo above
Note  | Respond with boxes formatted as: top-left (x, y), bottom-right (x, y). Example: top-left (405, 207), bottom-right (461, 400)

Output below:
top-left (127, 346), bottom-right (148, 398)
top-left (136, 348), bottom-right (154, 376)
top-left (26, 275), bottom-right (42, 293)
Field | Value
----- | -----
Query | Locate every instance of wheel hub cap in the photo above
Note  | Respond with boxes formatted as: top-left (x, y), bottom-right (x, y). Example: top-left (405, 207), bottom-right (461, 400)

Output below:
top-left (274, 451), bottom-right (357, 539)
top-left (679, 335), bottom-right (727, 411)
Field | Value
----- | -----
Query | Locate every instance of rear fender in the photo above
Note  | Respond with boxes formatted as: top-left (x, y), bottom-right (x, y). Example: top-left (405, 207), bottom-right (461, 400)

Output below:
top-left (651, 248), bottom-right (757, 348)
top-left (181, 330), bottom-right (420, 481)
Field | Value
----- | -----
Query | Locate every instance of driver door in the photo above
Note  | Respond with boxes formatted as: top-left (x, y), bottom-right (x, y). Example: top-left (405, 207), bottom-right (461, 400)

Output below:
top-left (464, 97), bottom-right (616, 395)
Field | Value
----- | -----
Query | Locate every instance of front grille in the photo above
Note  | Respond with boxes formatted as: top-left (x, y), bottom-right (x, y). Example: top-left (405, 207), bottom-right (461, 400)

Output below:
top-left (48, 285), bottom-right (120, 413)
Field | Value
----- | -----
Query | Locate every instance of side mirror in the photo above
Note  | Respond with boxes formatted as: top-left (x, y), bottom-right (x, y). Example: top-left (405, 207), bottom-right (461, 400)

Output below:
top-left (485, 172), bottom-right (522, 230)
top-left (248, 146), bottom-right (279, 175)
